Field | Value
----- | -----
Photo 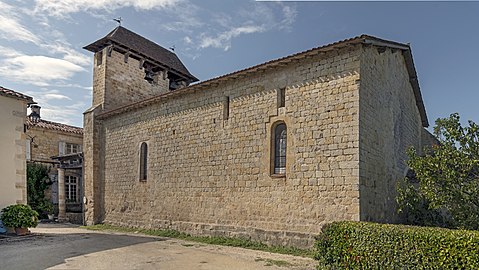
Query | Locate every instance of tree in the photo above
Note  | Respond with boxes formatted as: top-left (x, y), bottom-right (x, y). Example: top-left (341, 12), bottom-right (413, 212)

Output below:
top-left (27, 163), bottom-right (51, 217)
top-left (397, 113), bottom-right (479, 230)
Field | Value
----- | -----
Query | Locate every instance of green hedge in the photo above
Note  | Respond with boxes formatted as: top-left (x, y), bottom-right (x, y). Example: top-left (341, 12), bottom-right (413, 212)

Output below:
top-left (315, 221), bottom-right (479, 269)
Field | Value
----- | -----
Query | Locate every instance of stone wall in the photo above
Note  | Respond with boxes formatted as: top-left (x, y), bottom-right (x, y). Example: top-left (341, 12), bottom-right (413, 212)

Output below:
top-left (83, 105), bottom-right (104, 224)
top-left (90, 46), bottom-right (362, 247)
top-left (358, 46), bottom-right (424, 223)
top-left (27, 127), bottom-right (83, 164)
top-left (0, 96), bottom-right (28, 208)
top-left (94, 48), bottom-right (169, 111)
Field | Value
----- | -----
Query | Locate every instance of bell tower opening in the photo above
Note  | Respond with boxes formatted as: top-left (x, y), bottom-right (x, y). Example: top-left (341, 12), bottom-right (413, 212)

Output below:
top-left (83, 26), bottom-right (198, 110)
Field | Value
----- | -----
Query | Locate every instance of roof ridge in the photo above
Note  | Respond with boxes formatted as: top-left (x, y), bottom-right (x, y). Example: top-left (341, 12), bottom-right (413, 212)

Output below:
top-left (107, 26), bottom-right (121, 38)
top-left (0, 86), bottom-right (34, 102)
top-left (39, 119), bottom-right (83, 129)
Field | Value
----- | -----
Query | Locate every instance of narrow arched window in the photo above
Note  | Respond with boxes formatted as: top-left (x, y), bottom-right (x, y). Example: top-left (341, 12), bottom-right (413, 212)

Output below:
top-left (273, 123), bottom-right (287, 175)
top-left (139, 142), bottom-right (148, 181)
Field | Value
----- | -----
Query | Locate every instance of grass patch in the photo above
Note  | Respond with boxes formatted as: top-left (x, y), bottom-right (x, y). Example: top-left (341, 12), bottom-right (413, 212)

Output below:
top-left (256, 257), bottom-right (292, 267)
top-left (264, 258), bottom-right (292, 267)
top-left (82, 224), bottom-right (313, 257)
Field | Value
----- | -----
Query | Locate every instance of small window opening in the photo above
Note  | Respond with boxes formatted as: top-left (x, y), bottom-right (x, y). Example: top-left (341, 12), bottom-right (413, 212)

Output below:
top-left (277, 88), bottom-right (285, 108)
top-left (223, 96), bottom-right (230, 120)
top-left (96, 51), bottom-right (103, 66)
top-left (139, 142), bottom-right (148, 181)
top-left (273, 123), bottom-right (287, 175)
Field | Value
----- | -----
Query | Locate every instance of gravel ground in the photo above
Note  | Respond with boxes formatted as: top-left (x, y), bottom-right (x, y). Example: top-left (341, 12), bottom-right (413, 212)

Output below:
top-left (0, 223), bottom-right (316, 270)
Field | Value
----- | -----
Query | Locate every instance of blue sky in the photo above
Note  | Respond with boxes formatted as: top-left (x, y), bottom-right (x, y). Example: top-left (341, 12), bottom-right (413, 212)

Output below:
top-left (0, 0), bottom-right (477, 129)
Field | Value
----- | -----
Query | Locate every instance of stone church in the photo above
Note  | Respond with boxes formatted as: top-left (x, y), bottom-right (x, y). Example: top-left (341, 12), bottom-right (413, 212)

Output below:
top-left (83, 26), bottom-right (433, 247)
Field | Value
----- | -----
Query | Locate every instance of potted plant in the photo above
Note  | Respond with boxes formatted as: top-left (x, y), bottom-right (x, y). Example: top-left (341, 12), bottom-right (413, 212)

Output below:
top-left (1, 204), bottom-right (38, 235)
top-left (39, 200), bottom-right (54, 220)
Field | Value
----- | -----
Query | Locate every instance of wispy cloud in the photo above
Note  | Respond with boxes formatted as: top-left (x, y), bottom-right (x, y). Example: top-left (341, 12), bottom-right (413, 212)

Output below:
top-left (41, 42), bottom-right (91, 66)
top-left (0, 2), bottom-right (40, 43)
top-left (278, 4), bottom-right (297, 31)
top-left (199, 25), bottom-right (266, 51)
top-left (24, 88), bottom-right (84, 125)
top-left (33, 0), bottom-right (181, 18)
top-left (39, 103), bottom-right (86, 126)
top-left (0, 1), bottom-right (90, 87)
top-left (157, 3), bottom-right (204, 33)
top-left (166, 2), bottom-right (298, 52)
top-left (0, 48), bottom-right (85, 86)
top-left (44, 93), bottom-right (72, 100)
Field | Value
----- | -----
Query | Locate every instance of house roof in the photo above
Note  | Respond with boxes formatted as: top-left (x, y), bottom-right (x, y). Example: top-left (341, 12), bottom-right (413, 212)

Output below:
top-left (0, 86), bottom-right (34, 102)
top-left (26, 118), bottom-right (83, 135)
top-left (97, 34), bottom-right (429, 127)
top-left (83, 26), bottom-right (198, 82)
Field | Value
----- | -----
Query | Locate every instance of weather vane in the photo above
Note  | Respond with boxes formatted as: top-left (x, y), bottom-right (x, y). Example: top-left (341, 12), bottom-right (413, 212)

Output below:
top-left (113, 17), bottom-right (122, 26)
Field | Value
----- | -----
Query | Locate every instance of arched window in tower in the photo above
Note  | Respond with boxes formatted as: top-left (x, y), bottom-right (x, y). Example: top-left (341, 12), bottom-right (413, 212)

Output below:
top-left (139, 142), bottom-right (148, 181)
top-left (273, 123), bottom-right (287, 175)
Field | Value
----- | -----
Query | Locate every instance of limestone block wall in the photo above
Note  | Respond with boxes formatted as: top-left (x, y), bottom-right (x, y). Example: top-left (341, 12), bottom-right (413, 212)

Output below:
top-left (94, 48), bottom-right (169, 111)
top-left (94, 46), bottom-right (362, 247)
top-left (83, 105), bottom-right (104, 224)
top-left (92, 51), bottom-right (106, 108)
top-left (0, 96), bottom-right (28, 208)
top-left (27, 127), bottom-right (83, 163)
top-left (358, 46), bottom-right (424, 223)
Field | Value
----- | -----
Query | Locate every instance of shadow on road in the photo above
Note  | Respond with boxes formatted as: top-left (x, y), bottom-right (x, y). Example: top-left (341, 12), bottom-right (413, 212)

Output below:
top-left (0, 223), bottom-right (163, 270)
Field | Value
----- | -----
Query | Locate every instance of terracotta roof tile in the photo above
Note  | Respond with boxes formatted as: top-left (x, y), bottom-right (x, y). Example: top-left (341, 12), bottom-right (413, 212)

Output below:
top-left (0, 86), bottom-right (34, 102)
top-left (26, 118), bottom-right (83, 135)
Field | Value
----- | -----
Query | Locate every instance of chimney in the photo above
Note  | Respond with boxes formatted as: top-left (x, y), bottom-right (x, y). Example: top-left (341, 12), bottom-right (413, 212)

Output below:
top-left (29, 104), bottom-right (41, 123)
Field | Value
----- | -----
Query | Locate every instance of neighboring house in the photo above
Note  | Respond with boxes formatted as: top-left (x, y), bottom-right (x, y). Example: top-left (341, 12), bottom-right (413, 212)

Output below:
top-left (0, 86), bottom-right (34, 210)
top-left (26, 105), bottom-right (84, 223)
top-left (83, 27), bottom-right (434, 247)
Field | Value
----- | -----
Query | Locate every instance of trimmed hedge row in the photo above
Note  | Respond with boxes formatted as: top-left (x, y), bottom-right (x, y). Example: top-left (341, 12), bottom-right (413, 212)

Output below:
top-left (315, 221), bottom-right (479, 269)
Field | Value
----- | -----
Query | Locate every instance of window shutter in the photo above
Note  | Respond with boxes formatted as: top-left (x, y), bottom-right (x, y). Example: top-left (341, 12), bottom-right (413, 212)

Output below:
top-left (59, 141), bottom-right (65, 155)
top-left (26, 140), bottom-right (31, 161)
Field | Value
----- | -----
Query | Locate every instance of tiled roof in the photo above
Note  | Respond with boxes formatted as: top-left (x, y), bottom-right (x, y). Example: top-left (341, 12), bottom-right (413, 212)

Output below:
top-left (84, 26), bottom-right (198, 82)
top-left (97, 34), bottom-right (429, 127)
top-left (0, 86), bottom-right (34, 102)
top-left (26, 118), bottom-right (83, 135)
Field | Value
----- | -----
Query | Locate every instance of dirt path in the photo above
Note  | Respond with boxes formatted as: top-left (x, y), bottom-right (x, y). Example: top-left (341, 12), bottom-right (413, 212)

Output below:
top-left (0, 223), bottom-right (316, 270)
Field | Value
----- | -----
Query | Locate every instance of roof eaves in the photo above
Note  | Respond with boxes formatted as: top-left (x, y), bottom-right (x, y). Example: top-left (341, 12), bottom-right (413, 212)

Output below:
top-left (403, 49), bottom-right (429, 127)
top-left (0, 86), bottom-right (34, 102)
top-left (109, 41), bottom-right (199, 82)
top-left (27, 119), bottom-right (83, 135)
top-left (360, 36), bottom-right (429, 127)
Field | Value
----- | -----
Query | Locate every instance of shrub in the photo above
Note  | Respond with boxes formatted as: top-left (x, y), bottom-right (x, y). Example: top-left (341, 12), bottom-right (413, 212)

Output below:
top-left (38, 199), bottom-right (54, 215)
top-left (1, 204), bottom-right (39, 228)
top-left (315, 221), bottom-right (479, 269)
top-left (27, 163), bottom-right (51, 216)
top-left (397, 113), bottom-right (479, 230)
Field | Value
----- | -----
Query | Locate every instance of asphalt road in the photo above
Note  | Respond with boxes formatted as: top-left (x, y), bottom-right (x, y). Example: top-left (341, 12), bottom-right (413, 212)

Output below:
top-left (0, 223), bottom-right (315, 270)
